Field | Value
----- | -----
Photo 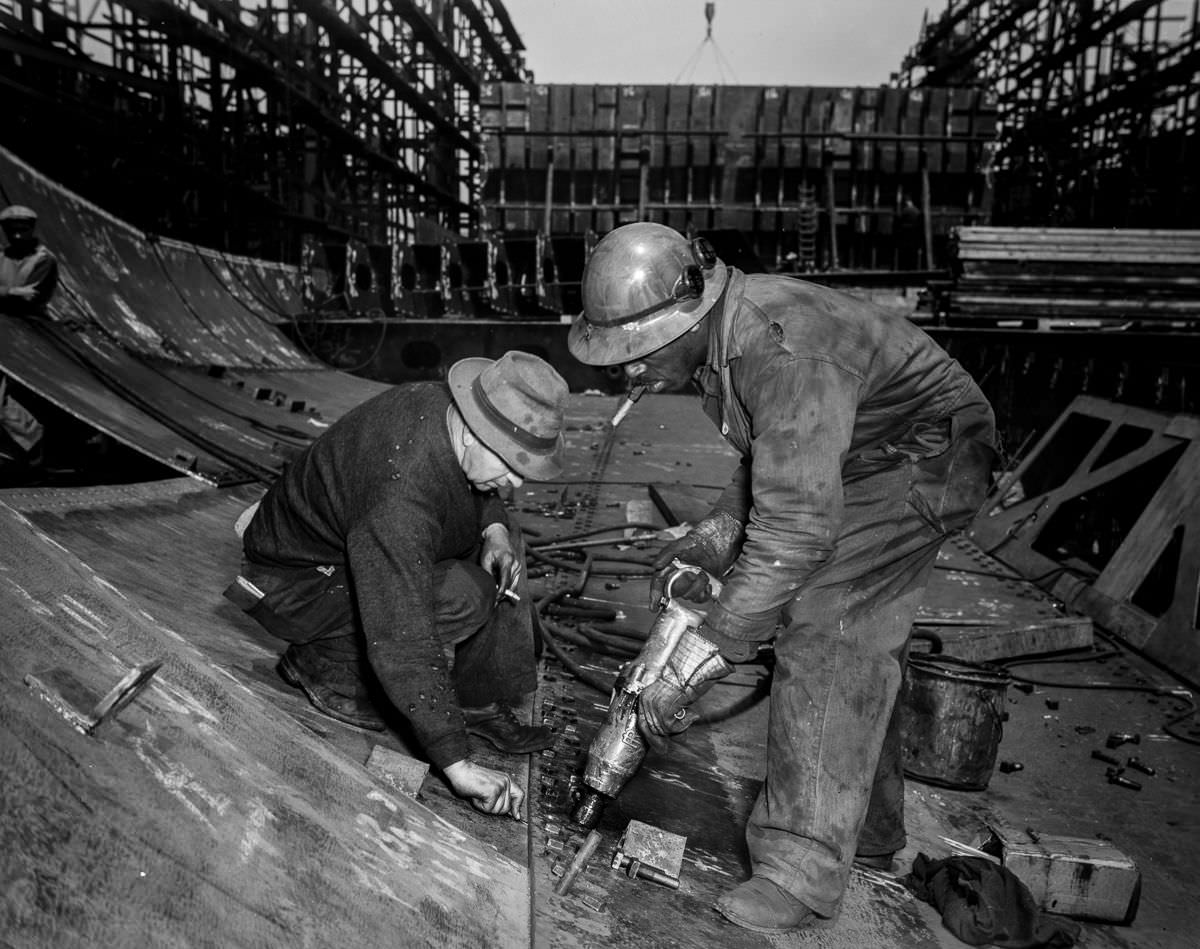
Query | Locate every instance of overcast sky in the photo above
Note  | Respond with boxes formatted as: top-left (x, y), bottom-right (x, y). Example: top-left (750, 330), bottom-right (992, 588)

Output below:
top-left (499, 0), bottom-right (941, 87)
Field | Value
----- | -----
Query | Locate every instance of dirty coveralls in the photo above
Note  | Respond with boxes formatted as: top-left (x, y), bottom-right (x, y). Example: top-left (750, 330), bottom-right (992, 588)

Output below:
top-left (696, 269), bottom-right (996, 918)
top-left (227, 383), bottom-right (537, 769)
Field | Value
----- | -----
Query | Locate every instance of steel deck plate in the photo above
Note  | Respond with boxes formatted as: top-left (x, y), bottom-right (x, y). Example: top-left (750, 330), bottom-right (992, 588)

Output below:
top-left (1, 395), bottom-right (1191, 949)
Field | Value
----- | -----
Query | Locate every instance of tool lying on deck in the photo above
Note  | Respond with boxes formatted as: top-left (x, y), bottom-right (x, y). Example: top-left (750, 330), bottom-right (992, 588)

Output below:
top-left (612, 820), bottom-right (686, 889)
top-left (571, 564), bottom-right (719, 829)
top-left (554, 829), bottom-right (603, 896)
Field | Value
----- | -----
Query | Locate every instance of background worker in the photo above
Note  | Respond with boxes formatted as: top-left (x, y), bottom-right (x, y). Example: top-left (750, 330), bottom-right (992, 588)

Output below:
top-left (0, 204), bottom-right (57, 316)
top-left (227, 351), bottom-right (568, 819)
top-left (0, 204), bottom-right (59, 477)
top-left (569, 222), bottom-right (996, 933)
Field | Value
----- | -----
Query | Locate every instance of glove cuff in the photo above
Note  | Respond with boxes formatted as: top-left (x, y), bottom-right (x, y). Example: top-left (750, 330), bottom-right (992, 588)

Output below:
top-left (662, 627), bottom-right (734, 695)
top-left (694, 511), bottom-right (744, 546)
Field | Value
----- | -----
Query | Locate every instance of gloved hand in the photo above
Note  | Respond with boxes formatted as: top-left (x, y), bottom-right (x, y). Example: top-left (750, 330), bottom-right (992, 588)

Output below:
top-left (443, 759), bottom-right (525, 820)
top-left (649, 511), bottom-right (744, 609)
top-left (638, 626), bottom-right (733, 751)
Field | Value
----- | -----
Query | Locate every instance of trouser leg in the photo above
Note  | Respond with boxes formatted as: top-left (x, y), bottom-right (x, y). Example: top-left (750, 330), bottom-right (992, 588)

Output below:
top-left (229, 531), bottom-right (539, 712)
top-left (225, 563), bottom-right (368, 702)
top-left (745, 464), bottom-right (944, 917)
top-left (856, 690), bottom-right (909, 858)
top-left (445, 531), bottom-right (538, 708)
top-left (743, 400), bottom-right (995, 917)
top-left (229, 555), bottom-right (495, 699)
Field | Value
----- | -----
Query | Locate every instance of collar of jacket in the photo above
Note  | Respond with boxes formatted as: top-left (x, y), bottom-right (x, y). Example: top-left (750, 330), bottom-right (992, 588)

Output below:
top-left (705, 267), bottom-right (745, 375)
top-left (698, 268), bottom-right (753, 449)
top-left (2, 240), bottom-right (46, 263)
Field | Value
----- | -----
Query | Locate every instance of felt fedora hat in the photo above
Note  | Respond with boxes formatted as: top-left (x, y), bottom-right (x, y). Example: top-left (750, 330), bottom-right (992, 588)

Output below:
top-left (448, 351), bottom-right (568, 480)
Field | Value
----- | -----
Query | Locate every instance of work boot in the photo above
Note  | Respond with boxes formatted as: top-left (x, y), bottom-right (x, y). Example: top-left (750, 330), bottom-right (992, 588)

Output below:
top-left (853, 851), bottom-right (897, 872)
top-left (463, 702), bottom-right (554, 754)
top-left (277, 644), bottom-right (385, 731)
top-left (713, 877), bottom-right (832, 934)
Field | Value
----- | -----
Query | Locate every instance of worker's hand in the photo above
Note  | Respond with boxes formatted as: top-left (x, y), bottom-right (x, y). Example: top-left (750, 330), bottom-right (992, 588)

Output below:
top-left (638, 679), bottom-right (697, 753)
top-left (638, 627), bottom-right (733, 744)
top-left (5, 286), bottom-right (36, 300)
top-left (649, 512), bottom-right (744, 609)
top-left (480, 523), bottom-right (521, 603)
top-left (443, 759), bottom-right (525, 820)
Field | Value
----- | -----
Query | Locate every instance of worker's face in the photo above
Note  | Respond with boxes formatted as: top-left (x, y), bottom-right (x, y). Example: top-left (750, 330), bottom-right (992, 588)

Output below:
top-left (621, 322), bottom-right (708, 393)
top-left (1, 220), bottom-right (36, 246)
top-left (462, 437), bottom-right (524, 492)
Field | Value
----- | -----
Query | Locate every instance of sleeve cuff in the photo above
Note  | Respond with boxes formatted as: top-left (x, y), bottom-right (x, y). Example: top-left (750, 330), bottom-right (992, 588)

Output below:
top-left (423, 730), bottom-right (471, 771)
top-left (479, 495), bottom-right (509, 532)
top-left (704, 601), bottom-right (780, 660)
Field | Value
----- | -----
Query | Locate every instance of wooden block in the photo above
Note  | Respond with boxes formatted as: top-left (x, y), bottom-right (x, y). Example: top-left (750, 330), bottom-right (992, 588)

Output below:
top-left (366, 745), bottom-right (429, 798)
top-left (996, 831), bottom-right (1141, 923)
top-left (646, 484), bottom-right (718, 528)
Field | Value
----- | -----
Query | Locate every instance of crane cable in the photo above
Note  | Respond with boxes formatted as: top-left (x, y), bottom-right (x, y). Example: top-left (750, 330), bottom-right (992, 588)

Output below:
top-left (674, 3), bottom-right (740, 85)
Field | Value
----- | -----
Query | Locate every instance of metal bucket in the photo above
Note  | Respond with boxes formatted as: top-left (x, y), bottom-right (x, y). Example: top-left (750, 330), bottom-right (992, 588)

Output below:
top-left (898, 654), bottom-right (1010, 791)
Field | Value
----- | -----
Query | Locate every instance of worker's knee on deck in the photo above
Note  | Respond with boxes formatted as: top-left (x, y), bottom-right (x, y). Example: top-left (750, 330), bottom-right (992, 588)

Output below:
top-left (432, 558), bottom-right (494, 637)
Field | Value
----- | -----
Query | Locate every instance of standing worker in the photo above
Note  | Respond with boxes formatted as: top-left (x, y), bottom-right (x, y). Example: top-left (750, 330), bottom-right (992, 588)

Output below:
top-left (0, 204), bottom-right (59, 476)
top-left (568, 222), bottom-right (996, 933)
top-left (226, 351), bottom-right (568, 820)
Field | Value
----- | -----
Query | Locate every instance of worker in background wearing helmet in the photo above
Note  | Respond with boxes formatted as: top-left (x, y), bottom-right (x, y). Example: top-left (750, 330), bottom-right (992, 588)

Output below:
top-left (0, 205), bottom-right (59, 478)
top-left (225, 351), bottom-right (568, 820)
top-left (569, 222), bottom-right (997, 933)
top-left (0, 205), bottom-right (57, 316)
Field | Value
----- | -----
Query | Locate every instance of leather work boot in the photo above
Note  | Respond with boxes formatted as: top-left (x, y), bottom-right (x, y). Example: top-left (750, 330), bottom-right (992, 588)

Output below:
top-left (853, 851), bottom-right (897, 872)
top-left (277, 644), bottom-right (385, 731)
top-left (713, 877), bottom-right (833, 934)
top-left (463, 702), bottom-right (554, 754)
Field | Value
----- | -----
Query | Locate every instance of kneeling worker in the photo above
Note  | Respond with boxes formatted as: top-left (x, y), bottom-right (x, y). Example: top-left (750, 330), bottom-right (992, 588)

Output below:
top-left (227, 351), bottom-right (568, 819)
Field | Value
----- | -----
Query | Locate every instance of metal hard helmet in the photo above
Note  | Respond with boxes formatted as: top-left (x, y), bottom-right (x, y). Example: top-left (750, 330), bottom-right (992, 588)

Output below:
top-left (568, 222), bottom-right (728, 366)
top-left (0, 205), bottom-right (37, 224)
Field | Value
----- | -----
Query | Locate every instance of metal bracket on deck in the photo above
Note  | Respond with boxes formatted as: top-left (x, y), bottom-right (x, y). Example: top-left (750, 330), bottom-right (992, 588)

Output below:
top-left (611, 820), bottom-right (686, 889)
top-left (25, 658), bottom-right (164, 736)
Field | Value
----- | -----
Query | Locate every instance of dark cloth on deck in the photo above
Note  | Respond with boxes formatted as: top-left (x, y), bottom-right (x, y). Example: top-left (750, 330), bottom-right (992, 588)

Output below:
top-left (905, 854), bottom-right (1080, 947)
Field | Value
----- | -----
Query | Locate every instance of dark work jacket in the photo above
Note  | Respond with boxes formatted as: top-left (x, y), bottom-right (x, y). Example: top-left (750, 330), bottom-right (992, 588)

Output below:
top-left (244, 383), bottom-right (506, 767)
top-left (695, 268), bottom-right (992, 640)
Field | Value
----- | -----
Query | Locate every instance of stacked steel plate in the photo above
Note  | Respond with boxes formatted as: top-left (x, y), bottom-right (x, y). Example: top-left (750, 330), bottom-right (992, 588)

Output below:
top-left (933, 227), bottom-right (1200, 330)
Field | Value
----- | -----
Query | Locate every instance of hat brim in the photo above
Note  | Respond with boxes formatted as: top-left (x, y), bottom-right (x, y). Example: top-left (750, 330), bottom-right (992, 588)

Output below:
top-left (448, 357), bottom-right (564, 481)
top-left (568, 262), bottom-right (729, 366)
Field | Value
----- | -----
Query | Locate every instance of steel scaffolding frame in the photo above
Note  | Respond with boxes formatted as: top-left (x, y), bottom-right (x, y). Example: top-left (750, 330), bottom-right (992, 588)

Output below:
top-left (0, 0), bottom-right (525, 260)
top-left (900, 0), bottom-right (1200, 226)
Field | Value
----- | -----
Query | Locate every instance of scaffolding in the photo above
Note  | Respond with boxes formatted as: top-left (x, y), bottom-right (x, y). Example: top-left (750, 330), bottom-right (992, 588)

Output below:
top-left (0, 0), bottom-right (526, 260)
top-left (900, 0), bottom-right (1200, 226)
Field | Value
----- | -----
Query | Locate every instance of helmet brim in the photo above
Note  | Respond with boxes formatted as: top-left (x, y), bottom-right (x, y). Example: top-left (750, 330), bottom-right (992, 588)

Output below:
top-left (567, 262), bottom-right (729, 366)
